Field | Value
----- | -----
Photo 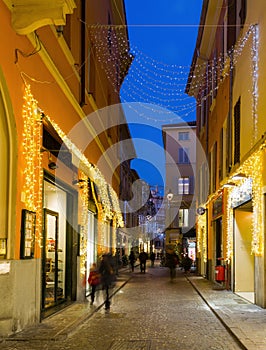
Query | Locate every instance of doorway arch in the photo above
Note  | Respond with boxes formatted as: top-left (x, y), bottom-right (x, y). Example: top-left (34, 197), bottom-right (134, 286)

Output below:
top-left (0, 67), bottom-right (17, 259)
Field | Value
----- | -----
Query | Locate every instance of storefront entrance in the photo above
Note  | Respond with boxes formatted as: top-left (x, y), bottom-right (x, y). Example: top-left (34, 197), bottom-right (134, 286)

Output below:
top-left (41, 178), bottom-right (76, 316)
top-left (42, 208), bottom-right (66, 309)
top-left (234, 201), bottom-right (254, 303)
top-left (85, 211), bottom-right (97, 295)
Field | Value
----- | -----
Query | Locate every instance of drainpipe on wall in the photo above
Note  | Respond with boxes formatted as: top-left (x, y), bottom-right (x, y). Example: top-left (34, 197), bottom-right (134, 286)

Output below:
top-left (80, 0), bottom-right (86, 107)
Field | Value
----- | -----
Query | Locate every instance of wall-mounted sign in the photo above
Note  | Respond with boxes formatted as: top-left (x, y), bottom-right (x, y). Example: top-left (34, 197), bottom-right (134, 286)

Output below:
top-left (20, 209), bottom-right (36, 259)
top-left (212, 193), bottom-right (223, 219)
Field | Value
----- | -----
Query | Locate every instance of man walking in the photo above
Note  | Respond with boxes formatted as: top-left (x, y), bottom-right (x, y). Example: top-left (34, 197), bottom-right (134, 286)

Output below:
top-left (139, 250), bottom-right (148, 273)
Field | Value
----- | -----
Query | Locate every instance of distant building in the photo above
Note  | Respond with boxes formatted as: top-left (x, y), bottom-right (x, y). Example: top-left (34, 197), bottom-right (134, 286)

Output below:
top-left (162, 122), bottom-right (197, 238)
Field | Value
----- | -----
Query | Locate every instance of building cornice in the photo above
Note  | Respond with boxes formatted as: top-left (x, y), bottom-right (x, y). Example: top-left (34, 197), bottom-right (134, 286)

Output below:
top-left (3, 0), bottom-right (76, 35)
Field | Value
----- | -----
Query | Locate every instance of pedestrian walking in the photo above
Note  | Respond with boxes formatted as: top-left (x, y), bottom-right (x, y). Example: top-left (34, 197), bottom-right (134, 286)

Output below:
top-left (99, 253), bottom-right (116, 310)
top-left (129, 249), bottom-right (136, 272)
top-left (182, 254), bottom-right (193, 273)
top-left (88, 263), bottom-right (101, 305)
top-left (139, 250), bottom-right (148, 273)
top-left (165, 251), bottom-right (178, 280)
top-left (150, 251), bottom-right (156, 267)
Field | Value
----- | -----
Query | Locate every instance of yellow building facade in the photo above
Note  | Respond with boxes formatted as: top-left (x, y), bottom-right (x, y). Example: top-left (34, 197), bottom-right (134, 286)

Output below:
top-left (186, 0), bottom-right (266, 307)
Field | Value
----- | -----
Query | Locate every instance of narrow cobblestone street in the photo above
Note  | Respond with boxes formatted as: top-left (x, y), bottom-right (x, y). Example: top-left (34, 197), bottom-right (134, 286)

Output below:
top-left (2, 263), bottom-right (243, 350)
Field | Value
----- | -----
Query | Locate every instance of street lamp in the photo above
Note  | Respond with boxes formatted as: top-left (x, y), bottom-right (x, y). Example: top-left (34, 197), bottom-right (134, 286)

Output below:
top-left (167, 190), bottom-right (173, 202)
top-left (164, 189), bottom-right (174, 233)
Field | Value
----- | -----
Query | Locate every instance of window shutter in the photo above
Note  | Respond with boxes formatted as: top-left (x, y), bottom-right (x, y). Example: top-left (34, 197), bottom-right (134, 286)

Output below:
top-left (234, 99), bottom-right (241, 165)
top-left (189, 176), bottom-right (194, 195)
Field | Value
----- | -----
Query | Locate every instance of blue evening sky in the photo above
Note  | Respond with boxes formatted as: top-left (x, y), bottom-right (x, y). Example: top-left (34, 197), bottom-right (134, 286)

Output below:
top-left (121, 0), bottom-right (203, 188)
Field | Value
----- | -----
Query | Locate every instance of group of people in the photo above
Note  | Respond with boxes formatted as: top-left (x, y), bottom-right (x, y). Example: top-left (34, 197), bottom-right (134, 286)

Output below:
top-left (88, 250), bottom-right (194, 308)
top-left (129, 249), bottom-right (156, 273)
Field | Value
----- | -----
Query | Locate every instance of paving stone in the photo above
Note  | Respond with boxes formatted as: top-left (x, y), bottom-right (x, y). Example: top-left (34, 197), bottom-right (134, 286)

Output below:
top-left (2, 264), bottom-right (266, 349)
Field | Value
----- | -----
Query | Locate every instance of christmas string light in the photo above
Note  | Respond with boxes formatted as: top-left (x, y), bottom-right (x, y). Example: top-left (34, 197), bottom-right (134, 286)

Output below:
top-left (16, 22), bottom-right (259, 126)
top-left (108, 185), bottom-right (124, 228)
top-left (225, 188), bottom-right (234, 262)
top-left (196, 213), bottom-right (205, 254)
top-left (225, 149), bottom-right (264, 256)
top-left (45, 116), bottom-right (124, 225)
top-left (124, 100), bottom-right (196, 123)
top-left (22, 83), bottom-right (43, 248)
top-left (122, 75), bottom-right (193, 99)
top-left (86, 23), bottom-right (258, 123)
top-left (251, 24), bottom-right (259, 143)
top-left (121, 95), bottom-right (197, 120)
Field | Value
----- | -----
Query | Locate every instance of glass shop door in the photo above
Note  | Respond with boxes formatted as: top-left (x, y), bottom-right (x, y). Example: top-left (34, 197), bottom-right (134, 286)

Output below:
top-left (42, 209), bottom-right (65, 310)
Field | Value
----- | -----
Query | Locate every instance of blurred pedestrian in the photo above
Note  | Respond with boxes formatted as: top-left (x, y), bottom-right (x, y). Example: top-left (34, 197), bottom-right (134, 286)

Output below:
top-left (129, 249), bottom-right (136, 272)
top-left (165, 251), bottom-right (179, 280)
top-left (114, 250), bottom-right (120, 275)
top-left (182, 254), bottom-right (193, 273)
top-left (99, 253), bottom-right (116, 310)
top-left (150, 251), bottom-right (156, 267)
top-left (139, 250), bottom-right (148, 273)
top-left (122, 254), bottom-right (128, 267)
top-left (88, 263), bottom-right (100, 305)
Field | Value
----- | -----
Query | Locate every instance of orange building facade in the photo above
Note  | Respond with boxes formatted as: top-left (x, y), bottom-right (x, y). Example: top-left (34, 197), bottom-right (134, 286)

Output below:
top-left (0, 0), bottom-right (132, 335)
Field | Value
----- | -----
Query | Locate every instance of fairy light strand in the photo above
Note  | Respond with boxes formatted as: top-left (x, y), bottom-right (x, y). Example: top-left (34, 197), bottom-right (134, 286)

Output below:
top-left (22, 83), bottom-right (43, 248)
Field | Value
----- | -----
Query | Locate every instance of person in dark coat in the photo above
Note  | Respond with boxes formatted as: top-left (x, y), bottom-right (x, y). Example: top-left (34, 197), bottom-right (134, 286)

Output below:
top-left (139, 250), bottom-right (148, 273)
top-left (150, 251), bottom-right (156, 267)
top-left (129, 249), bottom-right (136, 272)
top-left (165, 251), bottom-right (179, 280)
top-left (99, 253), bottom-right (116, 310)
top-left (182, 254), bottom-right (193, 273)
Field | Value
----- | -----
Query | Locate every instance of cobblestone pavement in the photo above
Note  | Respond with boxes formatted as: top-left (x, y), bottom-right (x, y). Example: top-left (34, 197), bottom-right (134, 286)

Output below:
top-left (1, 264), bottom-right (243, 350)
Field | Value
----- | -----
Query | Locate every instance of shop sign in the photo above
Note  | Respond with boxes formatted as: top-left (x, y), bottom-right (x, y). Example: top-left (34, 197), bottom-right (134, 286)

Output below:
top-left (165, 228), bottom-right (181, 243)
top-left (212, 193), bottom-right (223, 219)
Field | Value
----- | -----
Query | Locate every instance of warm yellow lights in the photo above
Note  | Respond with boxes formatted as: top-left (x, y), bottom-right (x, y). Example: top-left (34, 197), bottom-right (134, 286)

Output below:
top-left (226, 148), bottom-right (264, 256)
top-left (22, 83), bottom-right (43, 248)
top-left (44, 116), bottom-right (124, 227)
top-left (108, 185), bottom-right (124, 228)
top-left (196, 211), bottom-right (207, 263)
top-left (225, 188), bottom-right (234, 262)
top-left (78, 172), bottom-right (90, 276)
top-left (22, 83), bottom-right (124, 257)
top-left (242, 150), bottom-right (263, 255)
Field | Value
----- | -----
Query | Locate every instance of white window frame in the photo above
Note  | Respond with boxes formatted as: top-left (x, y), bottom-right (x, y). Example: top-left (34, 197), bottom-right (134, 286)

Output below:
top-left (178, 177), bottom-right (190, 194)
top-left (179, 209), bottom-right (189, 227)
top-left (178, 132), bottom-right (189, 141)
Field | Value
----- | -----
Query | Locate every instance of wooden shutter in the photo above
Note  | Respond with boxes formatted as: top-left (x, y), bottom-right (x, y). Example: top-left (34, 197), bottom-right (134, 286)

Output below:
top-left (234, 98), bottom-right (241, 165)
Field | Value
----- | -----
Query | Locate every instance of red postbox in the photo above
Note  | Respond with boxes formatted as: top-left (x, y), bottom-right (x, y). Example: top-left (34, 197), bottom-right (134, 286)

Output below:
top-left (215, 265), bottom-right (225, 281)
